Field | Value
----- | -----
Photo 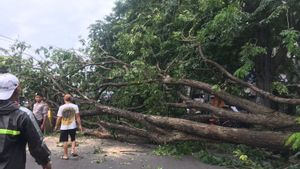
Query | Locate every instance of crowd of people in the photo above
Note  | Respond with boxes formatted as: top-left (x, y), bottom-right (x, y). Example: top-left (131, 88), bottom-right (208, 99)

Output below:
top-left (0, 72), bottom-right (83, 169)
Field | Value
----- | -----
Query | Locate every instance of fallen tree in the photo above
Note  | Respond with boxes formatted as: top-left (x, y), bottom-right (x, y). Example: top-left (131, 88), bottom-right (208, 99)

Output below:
top-left (4, 0), bottom-right (300, 158)
top-left (161, 75), bottom-right (298, 128)
top-left (80, 103), bottom-right (292, 151)
top-left (166, 101), bottom-right (293, 129)
top-left (75, 67), bottom-right (300, 152)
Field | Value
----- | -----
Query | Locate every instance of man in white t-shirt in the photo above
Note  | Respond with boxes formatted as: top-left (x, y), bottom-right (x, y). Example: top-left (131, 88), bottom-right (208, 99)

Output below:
top-left (54, 94), bottom-right (82, 160)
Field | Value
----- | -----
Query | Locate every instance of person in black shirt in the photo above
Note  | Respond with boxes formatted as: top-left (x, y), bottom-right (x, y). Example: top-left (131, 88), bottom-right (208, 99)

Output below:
top-left (0, 72), bottom-right (52, 169)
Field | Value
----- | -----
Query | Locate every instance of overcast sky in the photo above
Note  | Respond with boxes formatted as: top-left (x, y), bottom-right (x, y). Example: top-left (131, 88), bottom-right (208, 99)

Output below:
top-left (0, 0), bottom-right (116, 50)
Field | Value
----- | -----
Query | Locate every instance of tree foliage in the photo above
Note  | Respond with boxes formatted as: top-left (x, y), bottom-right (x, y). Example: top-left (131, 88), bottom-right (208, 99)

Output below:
top-left (1, 0), bottom-right (300, 159)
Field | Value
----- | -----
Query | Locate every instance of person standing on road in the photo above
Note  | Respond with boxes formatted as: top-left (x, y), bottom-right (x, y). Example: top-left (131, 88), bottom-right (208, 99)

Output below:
top-left (55, 94), bottom-right (83, 160)
top-left (33, 93), bottom-right (49, 131)
top-left (0, 72), bottom-right (52, 169)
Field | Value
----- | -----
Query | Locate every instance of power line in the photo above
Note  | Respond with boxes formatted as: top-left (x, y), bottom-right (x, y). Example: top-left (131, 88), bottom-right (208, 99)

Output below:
top-left (0, 34), bottom-right (16, 42)
top-left (0, 36), bottom-right (13, 43)
top-left (0, 33), bottom-right (92, 61)
top-left (0, 46), bottom-right (41, 62)
top-left (0, 34), bottom-right (45, 60)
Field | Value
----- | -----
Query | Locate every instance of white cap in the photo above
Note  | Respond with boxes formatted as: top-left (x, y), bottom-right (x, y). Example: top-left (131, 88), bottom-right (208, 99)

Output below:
top-left (0, 73), bottom-right (19, 100)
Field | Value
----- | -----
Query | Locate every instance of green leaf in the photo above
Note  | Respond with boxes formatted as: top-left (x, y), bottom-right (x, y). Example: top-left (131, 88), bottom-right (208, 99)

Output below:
top-left (280, 29), bottom-right (300, 58)
top-left (212, 84), bottom-right (221, 92)
top-left (285, 132), bottom-right (300, 151)
top-left (234, 43), bottom-right (267, 78)
top-left (272, 82), bottom-right (288, 95)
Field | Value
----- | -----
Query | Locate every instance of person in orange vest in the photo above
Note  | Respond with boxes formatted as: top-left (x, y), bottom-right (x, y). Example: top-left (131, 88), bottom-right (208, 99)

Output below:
top-left (209, 95), bottom-right (225, 125)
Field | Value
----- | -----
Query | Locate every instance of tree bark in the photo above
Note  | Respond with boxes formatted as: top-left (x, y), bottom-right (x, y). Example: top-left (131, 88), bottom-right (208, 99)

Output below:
top-left (255, 54), bottom-right (272, 107)
top-left (145, 115), bottom-right (290, 151)
top-left (86, 119), bottom-right (213, 144)
top-left (161, 76), bottom-right (297, 125)
top-left (84, 129), bottom-right (113, 139)
top-left (255, 26), bottom-right (272, 107)
top-left (90, 103), bottom-right (291, 151)
top-left (181, 114), bottom-right (212, 123)
top-left (167, 101), bottom-right (297, 128)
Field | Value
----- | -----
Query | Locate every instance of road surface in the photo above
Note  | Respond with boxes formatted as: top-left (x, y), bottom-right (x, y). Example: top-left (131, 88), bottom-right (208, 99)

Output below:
top-left (26, 136), bottom-right (226, 169)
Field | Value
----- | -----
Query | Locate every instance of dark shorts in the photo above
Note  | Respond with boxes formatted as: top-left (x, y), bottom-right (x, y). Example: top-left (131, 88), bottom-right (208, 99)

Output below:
top-left (59, 129), bottom-right (77, 142)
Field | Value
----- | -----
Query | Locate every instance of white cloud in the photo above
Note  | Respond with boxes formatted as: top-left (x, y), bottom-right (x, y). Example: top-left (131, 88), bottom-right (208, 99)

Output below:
top-left (0, 0), bottom-right (116, 49)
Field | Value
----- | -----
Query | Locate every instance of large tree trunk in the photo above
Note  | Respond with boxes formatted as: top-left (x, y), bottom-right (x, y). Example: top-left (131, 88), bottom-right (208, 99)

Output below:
top-left (85, 103), bottom-right (291, 151)
top-left (161, 76), bottom-right (297, 126)
top-left (255, 54), bottom-right (272, 107)
top-left (255, 26), bottom-right (272, 107)
top-left (78, 73), bottom-right (299, 152)
top-left (145, 115), bottom-right (290, 151)
top-left (83, 115), bottom-right (214, 144)
top-left (167, 101), bottom-right (296, 128)
top-left (161, 76), bottom-right (273, 114)
top-left (96, 120), bottom-right (210, 144)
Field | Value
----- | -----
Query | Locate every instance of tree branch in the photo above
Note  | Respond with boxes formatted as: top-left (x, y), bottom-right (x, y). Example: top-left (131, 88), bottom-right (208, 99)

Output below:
top-left (166, 101), bottom-right (297, 128)
top-left (203, 58), bottom-right (300, 105)
top-left (98, 79), bottom-right (158, 88)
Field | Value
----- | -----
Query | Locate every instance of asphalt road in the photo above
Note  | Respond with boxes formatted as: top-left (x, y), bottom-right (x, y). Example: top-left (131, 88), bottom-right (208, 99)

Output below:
top-left (26, 136), bottom-right (227, 169)
top-left (26, 154), bottom-right (228, 169)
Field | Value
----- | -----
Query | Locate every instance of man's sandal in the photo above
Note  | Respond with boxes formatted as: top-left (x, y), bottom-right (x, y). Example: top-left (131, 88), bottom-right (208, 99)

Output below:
top-left (61, 156), bottom-right (69, 160)
top-left (71, 153), bottom-right (78, 157)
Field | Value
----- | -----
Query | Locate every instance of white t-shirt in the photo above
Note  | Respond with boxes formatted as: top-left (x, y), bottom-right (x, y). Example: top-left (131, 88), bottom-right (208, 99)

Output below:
top-left (57, 103), bottom-right (79, 130)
